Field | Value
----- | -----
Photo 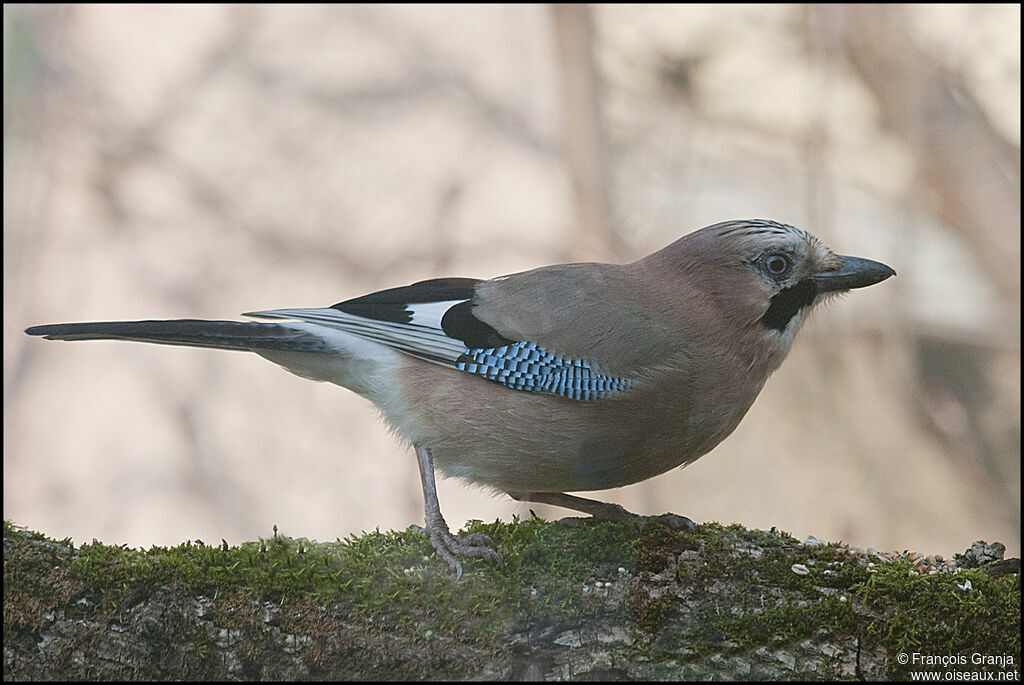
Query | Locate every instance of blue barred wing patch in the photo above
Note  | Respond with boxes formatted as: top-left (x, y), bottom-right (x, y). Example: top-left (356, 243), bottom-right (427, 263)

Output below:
top-left (456, 341), bottom-right (631, 401)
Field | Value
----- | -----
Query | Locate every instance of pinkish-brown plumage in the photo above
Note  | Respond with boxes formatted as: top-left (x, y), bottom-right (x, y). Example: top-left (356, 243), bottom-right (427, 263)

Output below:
top-left (26, 219), bottom-right (895, 576)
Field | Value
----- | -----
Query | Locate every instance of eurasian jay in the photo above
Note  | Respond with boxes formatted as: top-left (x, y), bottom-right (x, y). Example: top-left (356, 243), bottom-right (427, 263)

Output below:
top-left (26, 219), bottom-right (895, 577)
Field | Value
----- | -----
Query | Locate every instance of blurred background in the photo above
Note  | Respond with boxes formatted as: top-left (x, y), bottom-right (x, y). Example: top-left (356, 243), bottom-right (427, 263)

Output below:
top-left (4, 4), bottom-right (1019, 559)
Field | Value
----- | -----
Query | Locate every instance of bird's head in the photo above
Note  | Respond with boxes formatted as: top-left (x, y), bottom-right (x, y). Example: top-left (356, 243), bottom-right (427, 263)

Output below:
top-left (643, 219), bottom-right (895, 358)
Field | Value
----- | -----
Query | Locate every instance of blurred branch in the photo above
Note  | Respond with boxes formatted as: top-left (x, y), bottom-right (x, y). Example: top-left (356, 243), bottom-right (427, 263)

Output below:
top-left (550, 4), bottom-right (620, 261)
top-left (339, 6), bottom-right (556, 155)
top-left (801, 6), bottom-right (843, 238)
top-left (839, 5), bottom-right (1021, 304)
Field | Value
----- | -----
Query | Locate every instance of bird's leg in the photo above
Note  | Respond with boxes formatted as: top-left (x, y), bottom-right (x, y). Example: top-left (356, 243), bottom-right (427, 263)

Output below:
top-left (415, 444), bottom-right (503, 579)
top-left (510, 491), bottom-right (696, 530)
top-left (511, 491), bottom-right (637, 521)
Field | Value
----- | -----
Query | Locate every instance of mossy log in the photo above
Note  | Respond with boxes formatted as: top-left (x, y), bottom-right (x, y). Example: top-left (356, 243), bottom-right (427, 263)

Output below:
top-left (4, 519), bottom-right (1019, 680)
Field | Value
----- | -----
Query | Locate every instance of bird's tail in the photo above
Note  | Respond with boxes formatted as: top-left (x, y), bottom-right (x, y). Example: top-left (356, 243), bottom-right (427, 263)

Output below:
top-left (24, 320), bottom-right (334, 353)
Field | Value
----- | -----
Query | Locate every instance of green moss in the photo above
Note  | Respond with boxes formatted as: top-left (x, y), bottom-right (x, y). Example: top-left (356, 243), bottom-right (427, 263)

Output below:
top-left (856, 562), bottom-right (1020, 678)
top-left (5, 518), bottom-right (1019, 680)
top-left (614, 522), bottom-right (1019, 677)
top-left (4, 516), bottom-right (638, 650)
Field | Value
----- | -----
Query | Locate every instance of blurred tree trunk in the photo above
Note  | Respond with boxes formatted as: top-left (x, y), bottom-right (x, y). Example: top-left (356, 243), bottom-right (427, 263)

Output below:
top-left (550, 4), bottom-right (620, 262)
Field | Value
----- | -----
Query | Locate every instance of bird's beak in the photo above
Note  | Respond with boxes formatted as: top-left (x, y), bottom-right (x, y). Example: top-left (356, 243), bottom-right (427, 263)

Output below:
top-left (811, 255), bottom-right (896, 293)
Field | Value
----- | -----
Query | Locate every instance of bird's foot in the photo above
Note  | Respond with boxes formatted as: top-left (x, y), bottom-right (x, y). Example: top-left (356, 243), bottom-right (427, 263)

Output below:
top-left (419, 522), bottom-right (503, 581)
top-left (415, 444), bottom-right (503, 579)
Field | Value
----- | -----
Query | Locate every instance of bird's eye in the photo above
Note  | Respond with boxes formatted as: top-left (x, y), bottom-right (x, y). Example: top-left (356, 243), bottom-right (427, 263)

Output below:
top-left (764, 254), bottom-right (791, 277)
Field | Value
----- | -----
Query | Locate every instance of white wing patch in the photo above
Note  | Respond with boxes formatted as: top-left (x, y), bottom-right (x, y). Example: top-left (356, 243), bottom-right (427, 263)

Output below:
top-left (407, 300), bottom-right (464, 328)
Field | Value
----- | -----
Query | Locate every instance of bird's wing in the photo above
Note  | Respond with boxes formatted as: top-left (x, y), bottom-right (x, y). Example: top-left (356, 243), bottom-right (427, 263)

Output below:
top-left (471, 262), bottom-right (687, 375)
top-left (247, 276), bottom-right (637, 401)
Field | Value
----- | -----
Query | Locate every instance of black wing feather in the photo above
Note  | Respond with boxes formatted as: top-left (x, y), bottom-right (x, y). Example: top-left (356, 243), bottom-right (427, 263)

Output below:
top-left (332, 277), bottom-right (481, 324)
top-left (329, 277), bottom-right (512, 349)
top-left (440, 301), bottom-right (514, 349)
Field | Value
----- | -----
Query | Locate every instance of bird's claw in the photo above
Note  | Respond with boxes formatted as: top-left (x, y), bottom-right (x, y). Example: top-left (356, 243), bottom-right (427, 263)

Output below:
top-left (423, 526), bottom-right (503, 580)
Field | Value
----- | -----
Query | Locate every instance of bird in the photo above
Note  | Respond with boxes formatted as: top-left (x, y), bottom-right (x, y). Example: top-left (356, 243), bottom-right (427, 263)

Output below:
top-left (25, 219), bottom-right (895, 578)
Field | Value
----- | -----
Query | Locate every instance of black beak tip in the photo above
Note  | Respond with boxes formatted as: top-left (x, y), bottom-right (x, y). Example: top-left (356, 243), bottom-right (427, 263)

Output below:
top-left (814, 255), bottom-right (896, 292)
top-left (863, 260), bottom-right (897, 284)
top-left (865, 259), bottom-right (897, 284)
